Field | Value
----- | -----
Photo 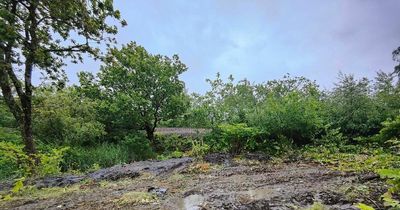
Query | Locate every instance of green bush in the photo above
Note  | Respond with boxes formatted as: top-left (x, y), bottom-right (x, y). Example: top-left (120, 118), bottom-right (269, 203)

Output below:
top-left (62, 134), bottom-right (154, 172)
top-left (37, 147), bottom-right (69, 177)
top-left (122, 133), bottom-right (155, 160)
top-left (33, 88), bottom-right (106, 146)
top-left (0, 141), bottom-right (31, 180)
top-left (154, 134), bottom-right (192, 153)
top-left (313, 125), bottom-right (348, 147)
top-left (188, 139), bottom-right (210, 158)
top-left (205, 123), bottom-right (264, 154)
top-left (376, 115), bottom-right (400, 144)
top-left (249, 92), bottom-right (323, 145)
top-left (62, 144), bottom-right (129, 172)
top-left (0, 141), bottom-right (68, 180)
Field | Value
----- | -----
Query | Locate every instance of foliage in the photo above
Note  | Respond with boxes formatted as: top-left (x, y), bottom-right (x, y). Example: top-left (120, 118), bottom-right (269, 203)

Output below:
top-left (62, 144), bottom-right (130, 172)
top-left (188, 139), bottom-right (211, 158)
top-left (36, 147), bottom-right (69, 177)
top-left (98, 42), bottom-right (188, 141)
top-left (249, 91), bottom-right (323, 145)
top-left (313, 125), bottom-right (348, 147)
top-left (355, 203), bottom-right (375, 210)
top-left (0, 141), bottom-right (32, 179)
top-left (0, 99), bottom-right (16, 128)
top-left (33, 88), bottom-right (106, 146)
top-left (0, 141), bottom-right (68, 179)
top-left (377, 169), bottom-right (400, 208)
top-left (11, 177), bottom-right (25, 194)
top-left (303, 146), bottom-right (400, 172)
top-left (122, 133), bottom-right (154, 161)
top-left (206, 123), bottom-right (264, 154)
top-left (154, 134), bottom-right (192, 153)
top-left (0, 0), bottom-right (125, 156)
top-left (325, 73), bottom-right (395, 139)
top-left (375, 115), bottom-right (400, 145)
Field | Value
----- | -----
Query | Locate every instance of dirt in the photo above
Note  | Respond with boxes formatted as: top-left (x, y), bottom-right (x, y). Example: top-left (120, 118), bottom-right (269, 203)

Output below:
top-left (0, 155), bottom-right (386, 210)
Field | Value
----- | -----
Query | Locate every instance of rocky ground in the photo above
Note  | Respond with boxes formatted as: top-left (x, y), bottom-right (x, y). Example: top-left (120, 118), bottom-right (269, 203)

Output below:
top-left (0, 154), bottom-right (386, 210)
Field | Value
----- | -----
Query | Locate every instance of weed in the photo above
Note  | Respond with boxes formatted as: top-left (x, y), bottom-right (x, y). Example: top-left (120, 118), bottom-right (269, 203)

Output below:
top-left (115, 191), bottom-right (157, 205)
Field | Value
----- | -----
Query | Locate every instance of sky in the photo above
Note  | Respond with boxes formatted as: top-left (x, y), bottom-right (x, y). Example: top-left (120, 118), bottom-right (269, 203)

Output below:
top-left (59, 0), bottom-right (400, 93)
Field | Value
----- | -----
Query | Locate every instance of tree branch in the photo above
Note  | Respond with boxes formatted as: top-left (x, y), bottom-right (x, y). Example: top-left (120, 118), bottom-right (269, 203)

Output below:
top-left (44, 43), bottom-right (90, 53)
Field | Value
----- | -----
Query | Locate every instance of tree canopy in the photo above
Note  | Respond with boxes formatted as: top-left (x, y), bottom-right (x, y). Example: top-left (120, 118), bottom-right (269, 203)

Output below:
top-left (0, 0), bottom-right (125, 155)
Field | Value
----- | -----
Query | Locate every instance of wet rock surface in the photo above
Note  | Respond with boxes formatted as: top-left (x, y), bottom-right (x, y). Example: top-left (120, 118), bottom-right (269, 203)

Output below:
top-left (87, 157), bottom-right (192, 181)
top-left (0, 156), bottom-right (385, 210)
top-left (204, 153), bottom-right (233, 164)
top-left (34, 175), bottom-right (85, 189)
top-left (1, 157), bottom-right (193, 190)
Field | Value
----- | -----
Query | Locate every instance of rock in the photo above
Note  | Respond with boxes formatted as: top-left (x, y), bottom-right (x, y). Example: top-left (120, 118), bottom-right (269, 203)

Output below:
top-left (204, 153), bottom-right (232, 164)
top-left (0, 180), bottom-right (13, 191)
top-left (237, 199), bottom-right (271, 210)
top-left (244, 152), bottom-right (270, 162)
top-left (88, 157), bottom-right (192, 181)
top-left (358, 173), bottom-right (380, 182)
top-left (35, 175), bottom-right (85, 189)
top-left (148, 186), bottom-right (168, 197)
top-left (2, 157), bottom-right (194, 190)
top-left (292, 192), bottom-right (314, 205)
top-left (318, 190), bottom-right (347, 205)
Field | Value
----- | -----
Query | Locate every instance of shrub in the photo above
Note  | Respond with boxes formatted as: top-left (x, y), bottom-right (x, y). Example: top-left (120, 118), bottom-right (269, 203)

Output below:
top-left (0, 141), bottom-right (31, 179)
top-left (375, 115), bottom-right (400, 145)
top-left (37, 147), bottom-right (69, 177)
top-left (154, 134), bottom-right (192, 153)
top-left (249, 92), bottom-right (323, 145)
top-left (205, 123), bottom-right (263, 154)
top-left (188, 139), bottom-right (210, 158)
top-left (62, 134), bottom-right (154, 172)
top-left (122, 133), bottom-right (155, 160)
top-left (0, 141), bottom-right (68, 179)
top-left (33, 88), bottom-right (106, 146)
top-left (62, 144), bottom-right (129, 172)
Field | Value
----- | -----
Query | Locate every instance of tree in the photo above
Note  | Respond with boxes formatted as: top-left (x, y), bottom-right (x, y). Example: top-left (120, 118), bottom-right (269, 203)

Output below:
top-left (327, 73), bottom-right (379, 138)
top-left (0, 0), bottom-right (125, 157)
top-left (393, 47), bottom-right (400, 77)
top-left (98, 42), bottom-right (188, 142)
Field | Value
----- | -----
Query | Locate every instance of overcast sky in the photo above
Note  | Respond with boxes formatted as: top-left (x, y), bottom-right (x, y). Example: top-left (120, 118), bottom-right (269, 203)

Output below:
top-left (57, 0), bottom-right (400, 93)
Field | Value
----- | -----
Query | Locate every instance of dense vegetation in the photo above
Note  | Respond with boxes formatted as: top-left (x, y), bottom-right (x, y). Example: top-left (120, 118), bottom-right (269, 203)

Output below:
top-left (1, 0), bottom-right (400, 208)
top-left (2, 67), bottom-right (400, 174)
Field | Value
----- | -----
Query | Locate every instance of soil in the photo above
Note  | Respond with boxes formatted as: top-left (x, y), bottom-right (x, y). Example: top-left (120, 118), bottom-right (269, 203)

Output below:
top-left (0, 154), bottom-right (386, 210)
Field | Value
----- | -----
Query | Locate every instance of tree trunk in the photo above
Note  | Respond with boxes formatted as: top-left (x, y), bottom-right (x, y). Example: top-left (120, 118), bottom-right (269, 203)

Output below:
top-left (21, 0), bottom-right (38, 158)
top-left (0, 0), bottom-right (38, 158)
top-left (21, 97), bottom-right (37, 156)
top-left (145, 125), bottom-right (155, 143)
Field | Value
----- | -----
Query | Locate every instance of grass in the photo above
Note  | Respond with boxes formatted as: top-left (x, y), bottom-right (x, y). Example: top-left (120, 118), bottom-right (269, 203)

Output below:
top-left (0, 184), bottom-right (84, 202)
top-left (114, 191), bottom-right (157, 205)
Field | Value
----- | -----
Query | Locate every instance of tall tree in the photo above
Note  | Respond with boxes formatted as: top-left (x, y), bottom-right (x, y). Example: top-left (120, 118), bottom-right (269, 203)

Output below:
top-left (0, 0), bottom-right (125, 156)
top-left (99, 42), bottom-right (188, 142)
top-left (393, 47), bottom-right (400, 77)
